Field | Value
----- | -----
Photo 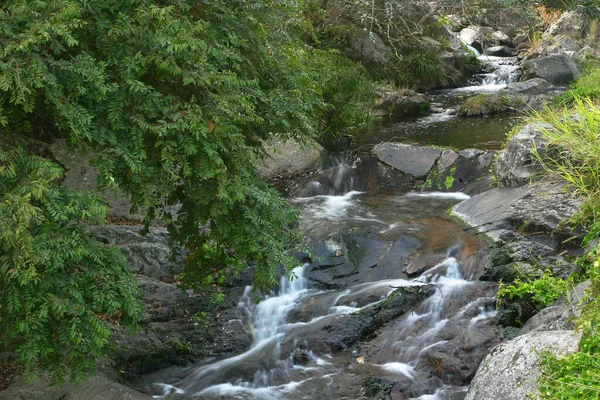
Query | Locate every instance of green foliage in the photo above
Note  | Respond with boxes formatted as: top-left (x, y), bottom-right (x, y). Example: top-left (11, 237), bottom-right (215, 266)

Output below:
top-left (519, 64), bottom-right (600, 400)
top-left (538, 248), bottom-right (600, 399)
top-left (0, 148), bottom-right (142, 384)
top-left (306, 49), bottom-right (374, 140)
top-left (556, 61), bottom-right (600, 106)
top-left (531, 98), bottom-right (600, 232)
top-left (0, 0), bottom-right (373, 292)
top-left (0, 0), bottom-right (374, 380)
top-left (496, 270), bottom-right (570, 310)
top-left (444, 174), bottom-right (455, 190)
top-left (397, 50), bottom-right (448, 88)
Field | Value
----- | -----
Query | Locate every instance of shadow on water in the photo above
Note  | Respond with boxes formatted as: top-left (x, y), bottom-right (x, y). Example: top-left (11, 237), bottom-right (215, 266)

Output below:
top-left (354, 114), bottom-right (518, 151)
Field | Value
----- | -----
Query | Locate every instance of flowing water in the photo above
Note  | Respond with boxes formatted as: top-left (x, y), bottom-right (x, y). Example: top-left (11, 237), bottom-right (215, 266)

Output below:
top-left (355, 54), bottom-right (520, 151)
top-left (139, 56), bottom-right (516, 400)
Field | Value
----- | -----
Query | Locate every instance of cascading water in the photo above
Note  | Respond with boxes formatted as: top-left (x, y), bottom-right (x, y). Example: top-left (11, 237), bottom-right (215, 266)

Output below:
top-left (144, 178), bottom-right (500, 399)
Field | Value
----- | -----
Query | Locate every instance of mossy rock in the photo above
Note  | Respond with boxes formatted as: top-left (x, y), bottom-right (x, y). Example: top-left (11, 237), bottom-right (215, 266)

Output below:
top-left (460, 93), bottom-right (514, 117)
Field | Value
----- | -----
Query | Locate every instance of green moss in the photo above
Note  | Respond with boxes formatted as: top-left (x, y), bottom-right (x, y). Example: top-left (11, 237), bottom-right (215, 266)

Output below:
top-left (460, 94), bottom-right (512, 117)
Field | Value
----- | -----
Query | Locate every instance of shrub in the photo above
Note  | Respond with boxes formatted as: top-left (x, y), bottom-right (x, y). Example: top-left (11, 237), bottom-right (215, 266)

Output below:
top-left (0, 148), bottom-right (142, 384)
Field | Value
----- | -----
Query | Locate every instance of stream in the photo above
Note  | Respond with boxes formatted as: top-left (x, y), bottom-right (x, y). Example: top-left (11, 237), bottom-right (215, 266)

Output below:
top-left (140, 54), bottom-right (517, 400)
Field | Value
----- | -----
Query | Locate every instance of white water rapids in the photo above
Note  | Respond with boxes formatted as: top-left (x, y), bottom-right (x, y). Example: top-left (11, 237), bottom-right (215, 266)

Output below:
top-left (146, 189), bottom-right (499, 400)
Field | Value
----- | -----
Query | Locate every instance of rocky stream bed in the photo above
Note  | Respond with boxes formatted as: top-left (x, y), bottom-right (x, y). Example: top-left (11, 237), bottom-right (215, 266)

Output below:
top-left (1, 11), bottom-right (594, 400)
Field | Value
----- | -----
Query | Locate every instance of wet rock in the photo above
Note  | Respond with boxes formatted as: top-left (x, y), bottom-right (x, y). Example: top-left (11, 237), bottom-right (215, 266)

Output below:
top-left (112, 275), bottom-right (250, 378)
top-left (452, 175), bottom-right (583, 280)
top-left (0, 373), bottom-right (152, 400)
top-left (258, 138), bottom-right (324, 178)
top-left (519, 280), bottom-right (590, 335)
top-left (494, 123), bottom-right (552, 187)
top-left (374, 89), bottom-right (431, 118)
top-left (322, 285), bottom-right (435, 351)
top-left (363, 377), bottom-right (394, 400)
top-left (521, 53), bottom-right (579, 85)
top-left (503, 78), bottom-right (551, 94)
top-left (427, 149), bottom-right (495, 193)
top-left (484, 45), bottom-right (515, 57)
top-left (465, 331), bottom-right (581, 400)
top-left (372, 143), bottom-right (441, 179)
top-left (304, 231), bottom-right (420, 289)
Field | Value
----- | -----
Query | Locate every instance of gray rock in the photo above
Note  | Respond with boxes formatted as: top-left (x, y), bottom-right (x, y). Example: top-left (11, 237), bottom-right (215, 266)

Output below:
top-left (88, 225), bottom-right (179, 281)
top-left (374, 89), bottom-right (431, 118)
top-left (304, 230), bottom-right (420, 289)
top-left (0, 373), bottom-right (151, 400)
top-left (459, 27), bottom-right (483, 52)
top-left (112, 275), bottom-right (251, 378)
top-left (495, 123), bottom-right (551, 187)
top-left (504, 78), bottom-right (552, 94)
top-left (458, 149), bottom-right (484, 159)
top-left (492, 31), bottom-right (512, 47)
top-left (372, 143), bottom-right (441, 179)
top-left (547, 12), bottom-right (587, 39)
top-left (484, 45), bottom-right (515, 57)
top-left (280, 285), bottom-right (435, 356)
top-left (529, 35), bottom-right (584, 60)
top-left (348, 30), bottom-right (393, 64)
top-left (437, 150), bottom-right (459, 171)
top-left (465, 331), bottom-right (581, 400)
top-left (522, 53), bottom-right (579, 85)
top-left (258, 138), bottom-right (324, 178)
top-left (452, 176), bottom-right (582, 243)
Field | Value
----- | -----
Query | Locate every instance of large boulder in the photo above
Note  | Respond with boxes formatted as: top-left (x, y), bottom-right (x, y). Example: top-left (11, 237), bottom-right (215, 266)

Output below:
top-left (348, 29), bottom-right (393, 64)
top-left (484, 45), bottom-right (516, 57)
top-left (373, 89), bottom-right (431, 118)
top-left (465, 331), bottom-right (581, 400)
top-left (452, 175), bottom-right (583, 280)
top-left (494, 123), bottom-right (552, 187)
top-left (491, 30), bottom-right (513, 47)
top-left (258, 138), bottom-right (324, 178)
top-left (521, 53), bottom-right (579, 85)
top-left (547, 11), bottom-right (588, 40)
top-left (527, 12), bottom-right (600, 59)
top-left (372, 143), bottom-right (441, 179)
top-left (459, 27), bottom-right (484, 52)
top-left (453, 176), bottom-right (582, 242)
top-left (503, 78), bottom-right (552, 94)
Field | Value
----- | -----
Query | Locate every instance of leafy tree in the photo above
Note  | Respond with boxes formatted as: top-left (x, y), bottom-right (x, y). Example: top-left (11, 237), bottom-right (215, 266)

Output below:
top-left (0, 0), bottom-right (372, 380)
top-left (0, 148), bottom-right (142, 383)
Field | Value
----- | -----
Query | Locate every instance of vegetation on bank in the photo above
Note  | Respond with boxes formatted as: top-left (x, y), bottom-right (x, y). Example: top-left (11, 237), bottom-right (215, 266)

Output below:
top-left (495, 61), bottom-right (600, 398)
